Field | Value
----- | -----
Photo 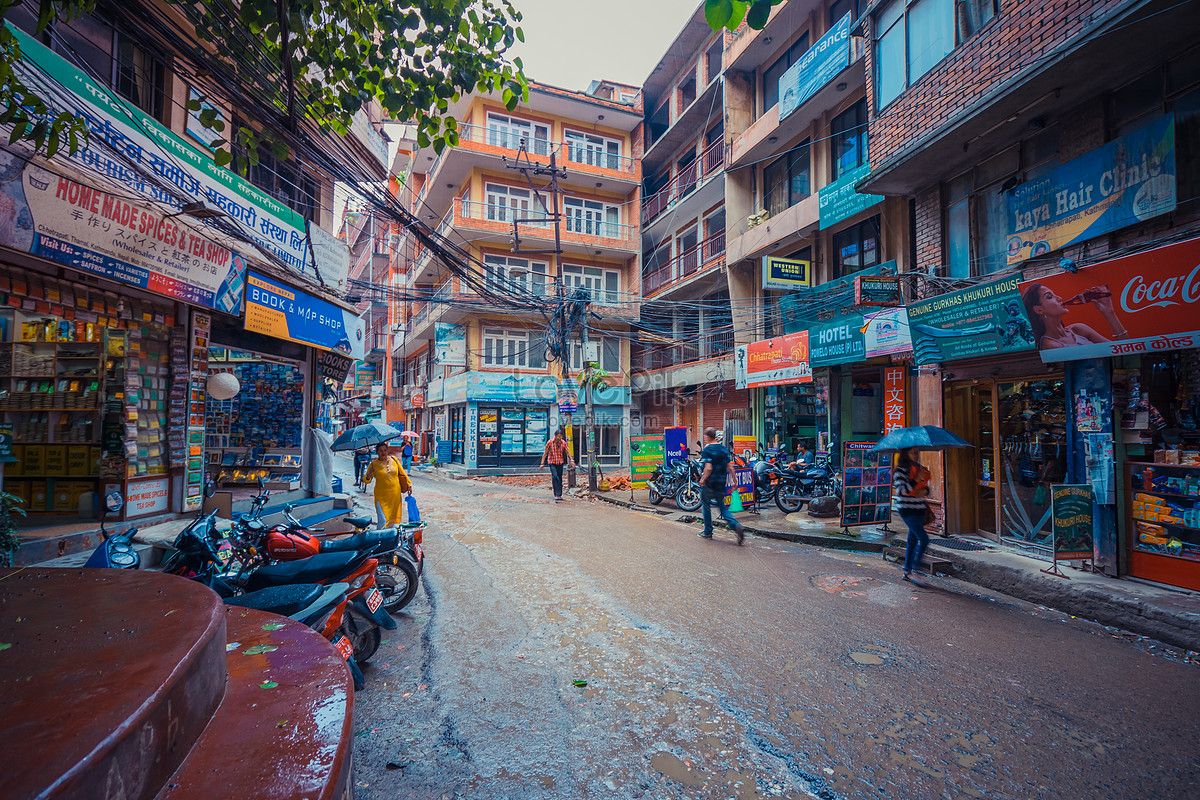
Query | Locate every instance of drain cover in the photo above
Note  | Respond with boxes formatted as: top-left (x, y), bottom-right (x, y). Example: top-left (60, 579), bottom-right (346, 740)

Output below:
top-left (932, 538), bottom-right (988, 551)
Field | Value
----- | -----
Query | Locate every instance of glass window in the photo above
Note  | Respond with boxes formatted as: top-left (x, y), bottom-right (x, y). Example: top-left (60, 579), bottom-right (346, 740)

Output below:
top-left (564, 198), bottom-right (621, 237)
top-left (485, 113), bottom-right (551, 155)
top-left (875, 0), bottom-right (906, 108)
top-left (562, 264), bottom-right (621, 306)
top-left (908, 0), bottom-right (955, 83)
top-left (481, 328), bottom-right (541, 368)
top-left (957, 0), bottom-right (997, 40)
top-left (483, 255), bottom-right (548, 294)
top-left (830, 0), bottom-right (860, 24)
top-left (762, 34), bottom-right (810, 113)
top-left (875, 0), bottom-right (963, 109)
top-left (831, 99), bottom-right (868, 179)
top-left (763, 140), bottom-right (811, 216)
top-left (565, 131), bottom-right (622, 169)
top-left (831, 216), bottom-right (881, 277)
top-left (570, 336), bottom-right (620, 372)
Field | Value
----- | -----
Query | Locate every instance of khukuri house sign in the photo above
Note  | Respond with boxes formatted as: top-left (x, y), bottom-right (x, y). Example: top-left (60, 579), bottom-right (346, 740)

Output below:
top-left (906, 275), bottom-right (1036, 365)
top-left (1007, 114), bottom-right (1175, 266)
top-left (778, 13), bottom-right (852, 120)
top-left (6, 24), bottom-right (314, 276)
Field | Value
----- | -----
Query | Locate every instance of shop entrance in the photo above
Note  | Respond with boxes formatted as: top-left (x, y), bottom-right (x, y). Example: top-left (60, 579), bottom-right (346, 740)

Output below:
top-left (944, 376), bottom-right (1065, 544)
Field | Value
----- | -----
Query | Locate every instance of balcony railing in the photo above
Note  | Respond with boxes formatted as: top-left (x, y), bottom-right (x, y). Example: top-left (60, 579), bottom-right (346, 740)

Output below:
top-left (369, 333), bottom-right (389, 354)
top-left (563, 142), bottom-right (638, 173)
top-left (425, 122), bottom-right (637, 178)
top-left (641, 230), bottom-right (726, 295)
top-left (636, 328), bottom-right (734, 371)
top-left (642, 139), bottom-right (726, 224)
top-left (458, 199), bottom-right (637, 245)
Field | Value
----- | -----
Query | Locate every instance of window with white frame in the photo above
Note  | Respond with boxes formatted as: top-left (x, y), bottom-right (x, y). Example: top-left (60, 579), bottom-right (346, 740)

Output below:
top-left (564, 197), bottom-right (621, 237)
top-left (483, 255), bottom-right (549, 295)
top-left (565, 130), bottom-right (622, 169)
top-left (485, 113), bottom-right (551, 155)
top-left (570, 336), bottom-right (621, 373)
top-left (481, 328), bottom-right (546, 368)
top-left (562, 264), bottom-right (621, 306)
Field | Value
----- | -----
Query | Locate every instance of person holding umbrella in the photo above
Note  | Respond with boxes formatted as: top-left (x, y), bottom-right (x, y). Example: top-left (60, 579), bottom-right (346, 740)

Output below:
top-left (893, 447), bottom-right (932, 581)
top-left (362, 441), bottom-right (412, 526)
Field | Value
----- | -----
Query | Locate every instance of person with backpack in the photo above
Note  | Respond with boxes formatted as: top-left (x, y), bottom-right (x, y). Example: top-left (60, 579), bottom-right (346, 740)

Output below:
top-left (401, 438), bottom-right (414, 472)
top-left (893, 446), bottom-right (931, 581)
top-left (698, 427), bottom-right (745, 544)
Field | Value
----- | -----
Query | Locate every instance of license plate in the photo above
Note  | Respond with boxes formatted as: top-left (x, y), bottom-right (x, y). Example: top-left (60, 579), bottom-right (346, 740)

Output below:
top-left (334, 635), bottom-right (353, 660)
top-left (366, 587), bottom-right (383, 613)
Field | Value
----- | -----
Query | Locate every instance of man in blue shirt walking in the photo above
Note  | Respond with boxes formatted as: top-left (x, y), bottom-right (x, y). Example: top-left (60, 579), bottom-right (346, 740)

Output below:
top-left (698, 427), bottom-right (745, 544)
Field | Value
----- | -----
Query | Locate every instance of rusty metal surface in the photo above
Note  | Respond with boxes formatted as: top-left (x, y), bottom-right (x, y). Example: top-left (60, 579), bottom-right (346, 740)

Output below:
top-left (0, 568), bottom-right (227, 800)
top-left (157, 606), bottom-right (354, 800)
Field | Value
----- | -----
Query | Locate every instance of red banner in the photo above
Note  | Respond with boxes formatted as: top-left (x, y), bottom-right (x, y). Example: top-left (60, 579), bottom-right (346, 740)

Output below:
top-left (1017, 237), bottom-right (1200, 362)
top-left (739, 331), bottom-right (812, 388)
top-left (883, 366), bottom-right (906, 434)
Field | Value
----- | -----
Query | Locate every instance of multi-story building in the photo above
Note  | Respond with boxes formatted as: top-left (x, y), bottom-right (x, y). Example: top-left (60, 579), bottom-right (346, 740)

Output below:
top-left (856, 0), bottom-right (1200, 590)
top-left (397, 81), bottom-right (643, 471)
top-left (0, 1), bottom-right (387, 535)
top-left (633, 8), bottom-right (740, 447)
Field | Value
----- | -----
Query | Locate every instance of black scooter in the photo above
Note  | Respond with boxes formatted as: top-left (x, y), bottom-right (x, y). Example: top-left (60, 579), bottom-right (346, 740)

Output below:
top-left (83, 490), bottom-right (140, 569)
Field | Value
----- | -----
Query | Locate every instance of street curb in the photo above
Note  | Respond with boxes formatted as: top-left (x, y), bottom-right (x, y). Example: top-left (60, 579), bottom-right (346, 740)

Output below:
top-left (589, 490), bottom-right (887, 553)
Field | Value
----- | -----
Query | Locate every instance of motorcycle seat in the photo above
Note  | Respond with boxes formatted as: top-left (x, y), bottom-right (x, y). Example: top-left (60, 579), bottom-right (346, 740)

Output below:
top-left (246, 551), bottom-right (361, 591)
top-left (343, 516), bottom-right (374, 529)
top-left (320, 528), bottom-right (398, 554)
top-left (226, 583), bottom-right (324, 617)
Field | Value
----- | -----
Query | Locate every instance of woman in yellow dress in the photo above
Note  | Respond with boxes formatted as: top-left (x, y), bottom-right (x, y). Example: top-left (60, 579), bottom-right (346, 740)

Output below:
top-left (362, 441), bottom-right (412, 526)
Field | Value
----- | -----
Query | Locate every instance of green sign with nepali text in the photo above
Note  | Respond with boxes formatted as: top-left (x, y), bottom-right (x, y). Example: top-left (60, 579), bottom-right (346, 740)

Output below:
top-left (905, 275), bottom-right (1036, 365)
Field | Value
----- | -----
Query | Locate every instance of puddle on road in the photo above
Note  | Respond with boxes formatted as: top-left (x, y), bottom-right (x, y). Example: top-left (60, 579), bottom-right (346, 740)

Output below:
top-left (849, 652), bottom-right (884, 665)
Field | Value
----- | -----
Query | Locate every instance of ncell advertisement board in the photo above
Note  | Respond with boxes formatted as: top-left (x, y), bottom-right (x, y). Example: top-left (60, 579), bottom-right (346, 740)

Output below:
top-left (244, 271), bottom-right (366, 359)
top-left (1017, 236), bottom-right (1200, 362)
top-left (1007, 114), bottom-right (1175, 266)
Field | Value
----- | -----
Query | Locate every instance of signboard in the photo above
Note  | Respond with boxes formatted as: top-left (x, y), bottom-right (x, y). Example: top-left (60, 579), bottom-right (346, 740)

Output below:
top-left (906, 274), bottom-right (1036, 365)
top-left (7, 25), bottom-right (315, 278)
top-left (2, 169), bottom-right (247, 311)
top-left (557, 380), bottom-right (578, 413)
top-left (182, 311), bottom-right (210, 512)
top-left (780, 261), bottom-right (897, 334)
top-left (883, 367), bottom-right (906, 435)
top-left (664, 426), bottom-right (689, 466)
top-left (244, 271), bottom-right (366, 359)
top-left (435, 323), bottom-right (466, 366)
top-left (1052, 484), bottom-right (1095, 561)
top-left (427, 377), bottom-right (445, 404)
top-left (762, 255), bottom-right (813, 291)
top-left (466, 406), bottom-right (478, 467)
top-left (737, 331), bottom-right (812, 389)
top-left (126, 476), bottom-right (170, 518)
top-left (412, 391), bottom-right (425, 408)
top-left (1017, 236), bottom-right (1200, 362)
top-left (353, 362), bottom-right (377, 389)
top-left (0, 423), bottom-right (14, 464)
top-left (629, 434), bottom-right (663, 490)
top-left (855, 275), bottom-right (901, 306)
top-left (731, 435), bottom-right (758, 463)
top-left (1008, 114), bottom-right (1175, 266)
top-left (778, 13), bottom-right (852, 120)
top-left (724, 467), bottom-right (755, 508)
top-left (840, 442), bottom-right (892, 527)
top-left (317, 349), bottom-right (355, 382)
top-left (809, 315), bottom-right (866, 366)
top-left (819, 162), bottom-right (884, 229)
top-left (863, 307), bottom-right (912, 358)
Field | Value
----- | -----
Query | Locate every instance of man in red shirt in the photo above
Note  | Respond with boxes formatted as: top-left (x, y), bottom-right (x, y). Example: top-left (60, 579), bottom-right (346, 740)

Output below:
top-left (540, 429), bottom-right (575, 501)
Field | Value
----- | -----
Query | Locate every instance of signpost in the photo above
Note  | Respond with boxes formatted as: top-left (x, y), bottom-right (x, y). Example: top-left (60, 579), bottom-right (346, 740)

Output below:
top-left (1045, 484), bottom-right (1095, 578)
top-left (629, 435), bottom-right (663, 492)
top-left (664, 426), bottom-right (689, 466)
top-left (840, 441), bottom-right (893, 532)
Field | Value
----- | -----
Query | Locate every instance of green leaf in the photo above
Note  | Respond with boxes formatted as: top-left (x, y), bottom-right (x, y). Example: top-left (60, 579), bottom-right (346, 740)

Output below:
top-left (747, 0), bottom-right (771, 29)
top-left (704, 0), bottom-right (734, 30)
top-left (728, 0), bottom-right (749, 29)
top-left (214, 149), bottom-right (233, 168)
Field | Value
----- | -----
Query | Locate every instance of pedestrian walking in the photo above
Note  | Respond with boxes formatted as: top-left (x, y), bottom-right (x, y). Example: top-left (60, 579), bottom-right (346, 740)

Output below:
top-left (401, 438), bottom-right (414, 472)
top-left (893, 446), bottom-right (931, 581)
top-left (698, 427), bottom-right (745, 544)
top-left (353, 448), bottom-right (372, 490)
top-left (540, 429), bottom-right (575, 501)
top-left (362, 442), bottom-right (413, 526)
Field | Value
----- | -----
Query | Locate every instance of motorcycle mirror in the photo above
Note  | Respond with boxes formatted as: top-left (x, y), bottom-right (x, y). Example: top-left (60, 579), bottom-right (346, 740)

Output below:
top-left (204, 479), bottom-right (216, 499)
top-left (104, 490), bottom-right (124, 513)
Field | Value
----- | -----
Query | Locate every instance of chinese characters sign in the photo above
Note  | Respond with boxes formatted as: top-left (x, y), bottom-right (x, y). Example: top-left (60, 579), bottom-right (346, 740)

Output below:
top-left (883, 367), bottom-right (906, 435)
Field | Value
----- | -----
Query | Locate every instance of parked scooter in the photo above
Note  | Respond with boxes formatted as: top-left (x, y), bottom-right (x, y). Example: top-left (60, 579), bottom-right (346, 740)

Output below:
top-left (330, 513), bottom-right (424, 612)
top-left (83, 490), bottom-right (140, 569)
top-left (774, 456), bottom-right (841, 513)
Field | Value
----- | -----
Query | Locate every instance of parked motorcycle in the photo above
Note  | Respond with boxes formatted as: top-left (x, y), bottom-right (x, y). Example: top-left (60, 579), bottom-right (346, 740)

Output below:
top-left (332, 513), bottom-right (424, 612)
top-left (83, 490), bottom-right (140, 569)
top-left (774, 457), bottom-right (841, 514)
top-left (646, 451), bottom-right (703, 512)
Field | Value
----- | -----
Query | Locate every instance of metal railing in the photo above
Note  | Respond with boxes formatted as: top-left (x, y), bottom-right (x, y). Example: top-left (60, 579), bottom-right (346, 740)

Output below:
top-left (427, 122), bottom-right (637, 176)
top-left (642, 139), bottom-right (726, 224)
top-left (641, 230), bottom-right (727, 295)
top-left (460, 199), bottom-right (553, 227)
top-left (562, 141), bottom-right (637, 173)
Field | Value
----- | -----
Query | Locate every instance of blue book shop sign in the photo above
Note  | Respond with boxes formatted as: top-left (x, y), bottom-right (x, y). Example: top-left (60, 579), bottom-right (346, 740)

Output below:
top-left (1006, 114), bottom-right (1175, 266)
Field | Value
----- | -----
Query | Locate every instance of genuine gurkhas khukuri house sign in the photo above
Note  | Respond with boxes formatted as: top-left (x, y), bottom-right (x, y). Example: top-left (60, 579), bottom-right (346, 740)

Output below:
top-left (906, 275), bottom-right (1036, 365)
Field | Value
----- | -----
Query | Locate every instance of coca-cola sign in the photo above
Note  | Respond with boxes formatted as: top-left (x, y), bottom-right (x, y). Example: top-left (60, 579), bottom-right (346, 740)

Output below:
top-left (1018, 236), bottom-right (1200, 362)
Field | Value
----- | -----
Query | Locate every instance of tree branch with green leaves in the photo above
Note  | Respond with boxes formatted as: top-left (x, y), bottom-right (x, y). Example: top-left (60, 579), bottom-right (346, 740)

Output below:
top-left (703, 0), bottom-right (786, 31)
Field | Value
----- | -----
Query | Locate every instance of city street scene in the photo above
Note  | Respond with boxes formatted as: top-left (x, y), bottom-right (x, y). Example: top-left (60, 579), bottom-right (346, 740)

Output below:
top-left (1, 0), bottom-right (1200, 798)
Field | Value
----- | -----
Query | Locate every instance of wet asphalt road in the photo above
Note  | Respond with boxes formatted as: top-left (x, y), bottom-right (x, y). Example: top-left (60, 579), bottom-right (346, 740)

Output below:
top-left (348, 469), bottom-right (1200, 799)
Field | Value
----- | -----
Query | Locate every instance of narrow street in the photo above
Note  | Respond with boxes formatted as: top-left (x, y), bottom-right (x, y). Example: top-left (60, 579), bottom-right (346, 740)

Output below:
top-left (351, 469), bottom-right (1200, 800)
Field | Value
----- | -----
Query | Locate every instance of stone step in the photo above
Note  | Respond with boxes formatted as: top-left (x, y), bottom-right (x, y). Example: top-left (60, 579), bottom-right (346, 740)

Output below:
top-left (155, 606), bottom-right (353, 800)
top-left (0, 568), bottom-right (228, 800)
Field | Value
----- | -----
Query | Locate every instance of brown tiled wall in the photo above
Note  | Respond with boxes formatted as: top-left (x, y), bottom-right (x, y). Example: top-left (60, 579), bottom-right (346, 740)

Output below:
top-left (865, 0), bottom-right (1126, 169)
top-left (913, 186), bottom-right (942, 269)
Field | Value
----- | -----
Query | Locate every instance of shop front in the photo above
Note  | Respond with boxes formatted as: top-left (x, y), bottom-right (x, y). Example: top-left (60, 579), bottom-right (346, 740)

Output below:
top-left (736, 330), bottom-right (816, 456)
top-left (1016, 237), bottom-right (1200, 591)
top-left (441, 371), bottom-right (558, 469)
top-left (562, 384), bottom-right (632, 467)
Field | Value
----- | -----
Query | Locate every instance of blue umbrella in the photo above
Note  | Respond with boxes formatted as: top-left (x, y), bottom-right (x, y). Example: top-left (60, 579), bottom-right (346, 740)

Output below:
top-left (331, 421), bottom-right (404, 452)
top-left (872, 425), bottom-right (972, 452)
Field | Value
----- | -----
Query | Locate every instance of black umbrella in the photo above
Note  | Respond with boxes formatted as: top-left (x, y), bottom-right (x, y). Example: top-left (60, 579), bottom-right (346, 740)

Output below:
top-left (872, 425), bottom-right (972, 452)
top-left (331, 422), bottom-right (405, 452)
